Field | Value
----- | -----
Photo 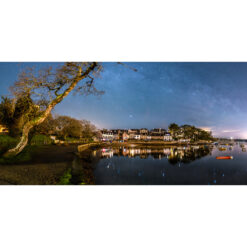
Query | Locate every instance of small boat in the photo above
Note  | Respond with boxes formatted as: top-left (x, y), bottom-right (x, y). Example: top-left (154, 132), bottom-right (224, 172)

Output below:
top-left (240, 144), bottom-right (245, 148)
top-left (216, 156), bottom-right (233, 160)
top-left (242, 148), bottom-right (246, 152)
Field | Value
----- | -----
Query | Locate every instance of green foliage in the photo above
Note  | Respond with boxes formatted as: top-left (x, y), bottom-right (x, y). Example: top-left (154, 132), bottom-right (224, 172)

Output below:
top-left (0, 135), bottom-right (19, 155)
top-left (168, 123), bottom-right (180, 139)
top-left (81, 120), bottom-right (97, 139)
top-left (54, 116), bottom-right (83, 139)
top-left (0, 96), bottom-right (15, 127)
top-left (0, 145), bottom-right (33, 164)
top-left (30, 134), bottom-right (53, 146)
top-left (0, 135), bottom-right (18, 145)
top-left (168, 123), bottom-right (214, 141)
top-left (58, 169), bottom-right (72, 185)
top-left (32, 113), bottom-right (56, 135)
top-left (169, 123), bottom-right (180, 130)
top-left (0, 95), bottom-right (41, 137)
top-left (53, 116), bottom-right (97, 141)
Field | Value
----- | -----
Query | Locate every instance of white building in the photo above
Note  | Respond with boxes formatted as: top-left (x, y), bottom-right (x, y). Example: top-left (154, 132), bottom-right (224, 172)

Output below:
top-left (164, 134), bottom-right (173, 141)
top-left (101, 131), bottom-right (114, 141)
top-left (134, 135), bottom-right (141, 140)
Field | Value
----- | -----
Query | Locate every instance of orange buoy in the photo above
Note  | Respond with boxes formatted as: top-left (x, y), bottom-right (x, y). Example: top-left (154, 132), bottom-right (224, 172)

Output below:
top-left (216, 156), bottom-right (233, 160)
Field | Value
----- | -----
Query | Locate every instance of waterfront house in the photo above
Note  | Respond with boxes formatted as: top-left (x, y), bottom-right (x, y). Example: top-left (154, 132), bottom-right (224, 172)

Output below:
top-left (128, 129), bottom-right (139, 139)
top-left (140, 128), bottom-right (149, 134)
top-left (164, 133), bottom-right (173, 141)
top-left (134, 134), bottom-right (141, 140)
top-left (139, 129), bottom-right (149, 140)
top-left (101, 130), bottom-right (114, 141)
top-left (151, 133), bottom-right (164, 140)
top-left (122, 132), bottom-right (129, 141)
top-left (112, 129), bottom-right (120, 140)
top-left (151, 128), bottom-right (166, 135)
top-left (140, 134), bottom-right (149, 140)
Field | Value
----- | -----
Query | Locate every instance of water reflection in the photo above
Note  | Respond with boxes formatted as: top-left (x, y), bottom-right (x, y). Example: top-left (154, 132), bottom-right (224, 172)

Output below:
top-left (77, 142), bottom-right (247, 185)
top-left (99, 146), bottom-right (212, 165)
top-left (207, 168), bottom-right (225, 185)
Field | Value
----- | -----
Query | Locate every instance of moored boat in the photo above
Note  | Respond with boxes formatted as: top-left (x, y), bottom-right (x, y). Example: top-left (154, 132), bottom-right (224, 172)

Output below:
top-left (218, 147), bottom-right (227, 151)
top-left (216, 156), bottom-right (233, 160)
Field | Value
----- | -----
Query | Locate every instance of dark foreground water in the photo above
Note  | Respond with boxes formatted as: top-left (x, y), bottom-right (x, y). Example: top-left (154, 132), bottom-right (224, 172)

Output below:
top-left (91, 143), bottom-right (247, 185)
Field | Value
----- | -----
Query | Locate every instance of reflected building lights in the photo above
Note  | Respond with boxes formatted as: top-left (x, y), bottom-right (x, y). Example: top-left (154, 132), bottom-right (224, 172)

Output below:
top-left (100, 145), bottom-right (211, 164)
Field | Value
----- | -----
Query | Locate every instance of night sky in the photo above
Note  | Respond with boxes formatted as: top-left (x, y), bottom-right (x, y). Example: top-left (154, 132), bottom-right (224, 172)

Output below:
top-left (0, 62), bottom-right (247, 138)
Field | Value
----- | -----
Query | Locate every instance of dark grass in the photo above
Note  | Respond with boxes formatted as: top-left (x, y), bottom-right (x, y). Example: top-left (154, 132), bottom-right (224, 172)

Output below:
top-left (57, 168), bottom-right (72, 185)
top-left (0, 145), bottom-right (38, 164)
top-left (0, 135), bottom-right (19, 156)
top-left (0, 134), bottom-right (50, 164)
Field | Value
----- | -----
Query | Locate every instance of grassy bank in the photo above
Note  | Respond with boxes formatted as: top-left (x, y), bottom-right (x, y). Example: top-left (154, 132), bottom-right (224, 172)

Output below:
top-left (0, 135), bottom-right (19, 155)
top-left (58, 168), bottom-right (72, 185)
top-left (0, 145), bottom-right (78, 184)
top-left (0, 134), bottom-right (51, 164)
top-left (0, 145), bottom-right (38, 164)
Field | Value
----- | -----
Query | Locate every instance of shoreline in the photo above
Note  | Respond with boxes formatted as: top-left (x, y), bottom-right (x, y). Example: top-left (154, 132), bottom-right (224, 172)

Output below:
top-left (100, 141), bottom-right (213, 149)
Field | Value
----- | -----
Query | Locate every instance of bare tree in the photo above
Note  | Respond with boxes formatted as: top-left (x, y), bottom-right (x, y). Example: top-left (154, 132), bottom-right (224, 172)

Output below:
top-left (54, 115), bottom-right (83, 139)
top-left (3, 62), bottom-right (103, 157)
top-left (80, 119), bottom-right (97, 140)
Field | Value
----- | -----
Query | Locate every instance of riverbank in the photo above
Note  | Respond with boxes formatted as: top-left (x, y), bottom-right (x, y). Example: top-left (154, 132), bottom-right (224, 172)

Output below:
top-left (0, 140), bottom-right (214, 185)
top-left (0, 143), bottom-right (101, 185)
top-left (0, 144), bottom-right (79, 185)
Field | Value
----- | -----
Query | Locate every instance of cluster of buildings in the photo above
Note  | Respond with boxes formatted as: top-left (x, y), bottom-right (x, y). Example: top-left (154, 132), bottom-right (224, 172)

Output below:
top-left (100, 128), bottom-right (173, 142)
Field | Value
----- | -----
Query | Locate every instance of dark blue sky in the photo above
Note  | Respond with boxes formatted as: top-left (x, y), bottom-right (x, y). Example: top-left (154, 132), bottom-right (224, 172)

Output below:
top-left (0, 62), bottom-right (247, 138)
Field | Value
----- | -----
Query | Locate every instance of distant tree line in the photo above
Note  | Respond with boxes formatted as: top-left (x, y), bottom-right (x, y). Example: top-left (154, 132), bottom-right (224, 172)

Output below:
top-left (34, 115), bottom-right (98, 141)
top-left (168, 123), bottom-right (215, 141)
top-left (0, 96), bottom-right (98, 142)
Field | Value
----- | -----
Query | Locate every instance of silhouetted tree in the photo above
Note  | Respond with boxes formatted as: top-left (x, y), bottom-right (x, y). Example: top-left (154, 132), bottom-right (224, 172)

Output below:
top-left (0, 96), bottom-right (15, 130)
top-left (0, 95), bottom-right (40, 137)
top-left (54, 115), bottom-right (83, 139)
top-left (168, 123), bottom-right (180, 139)
top-left (80, 120), bottom-right (97, 140)
top-left (32, 113), bottom-right (56, 136)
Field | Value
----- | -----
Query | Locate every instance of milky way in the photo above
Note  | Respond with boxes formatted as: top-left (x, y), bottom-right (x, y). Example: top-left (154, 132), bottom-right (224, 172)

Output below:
top-left (0, 62), bottom-right (247, 138)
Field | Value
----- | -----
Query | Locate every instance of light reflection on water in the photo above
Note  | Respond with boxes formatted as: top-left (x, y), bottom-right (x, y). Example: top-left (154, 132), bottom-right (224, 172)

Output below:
top-left (99, 145), bottom-right (212, 164)
top-left (92, 142), bottom-right (247, 185)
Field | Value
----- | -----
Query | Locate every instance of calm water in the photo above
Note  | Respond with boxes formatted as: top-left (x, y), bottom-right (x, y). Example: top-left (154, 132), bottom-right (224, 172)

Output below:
top-left (91, 143), bottom-right (247, 185)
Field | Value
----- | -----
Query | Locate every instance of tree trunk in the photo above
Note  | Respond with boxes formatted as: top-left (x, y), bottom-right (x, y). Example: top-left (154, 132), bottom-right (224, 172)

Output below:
top-left (3, 124), bottom-right (32, 157)
top-left (3, 62), bottom-right (98, 158)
